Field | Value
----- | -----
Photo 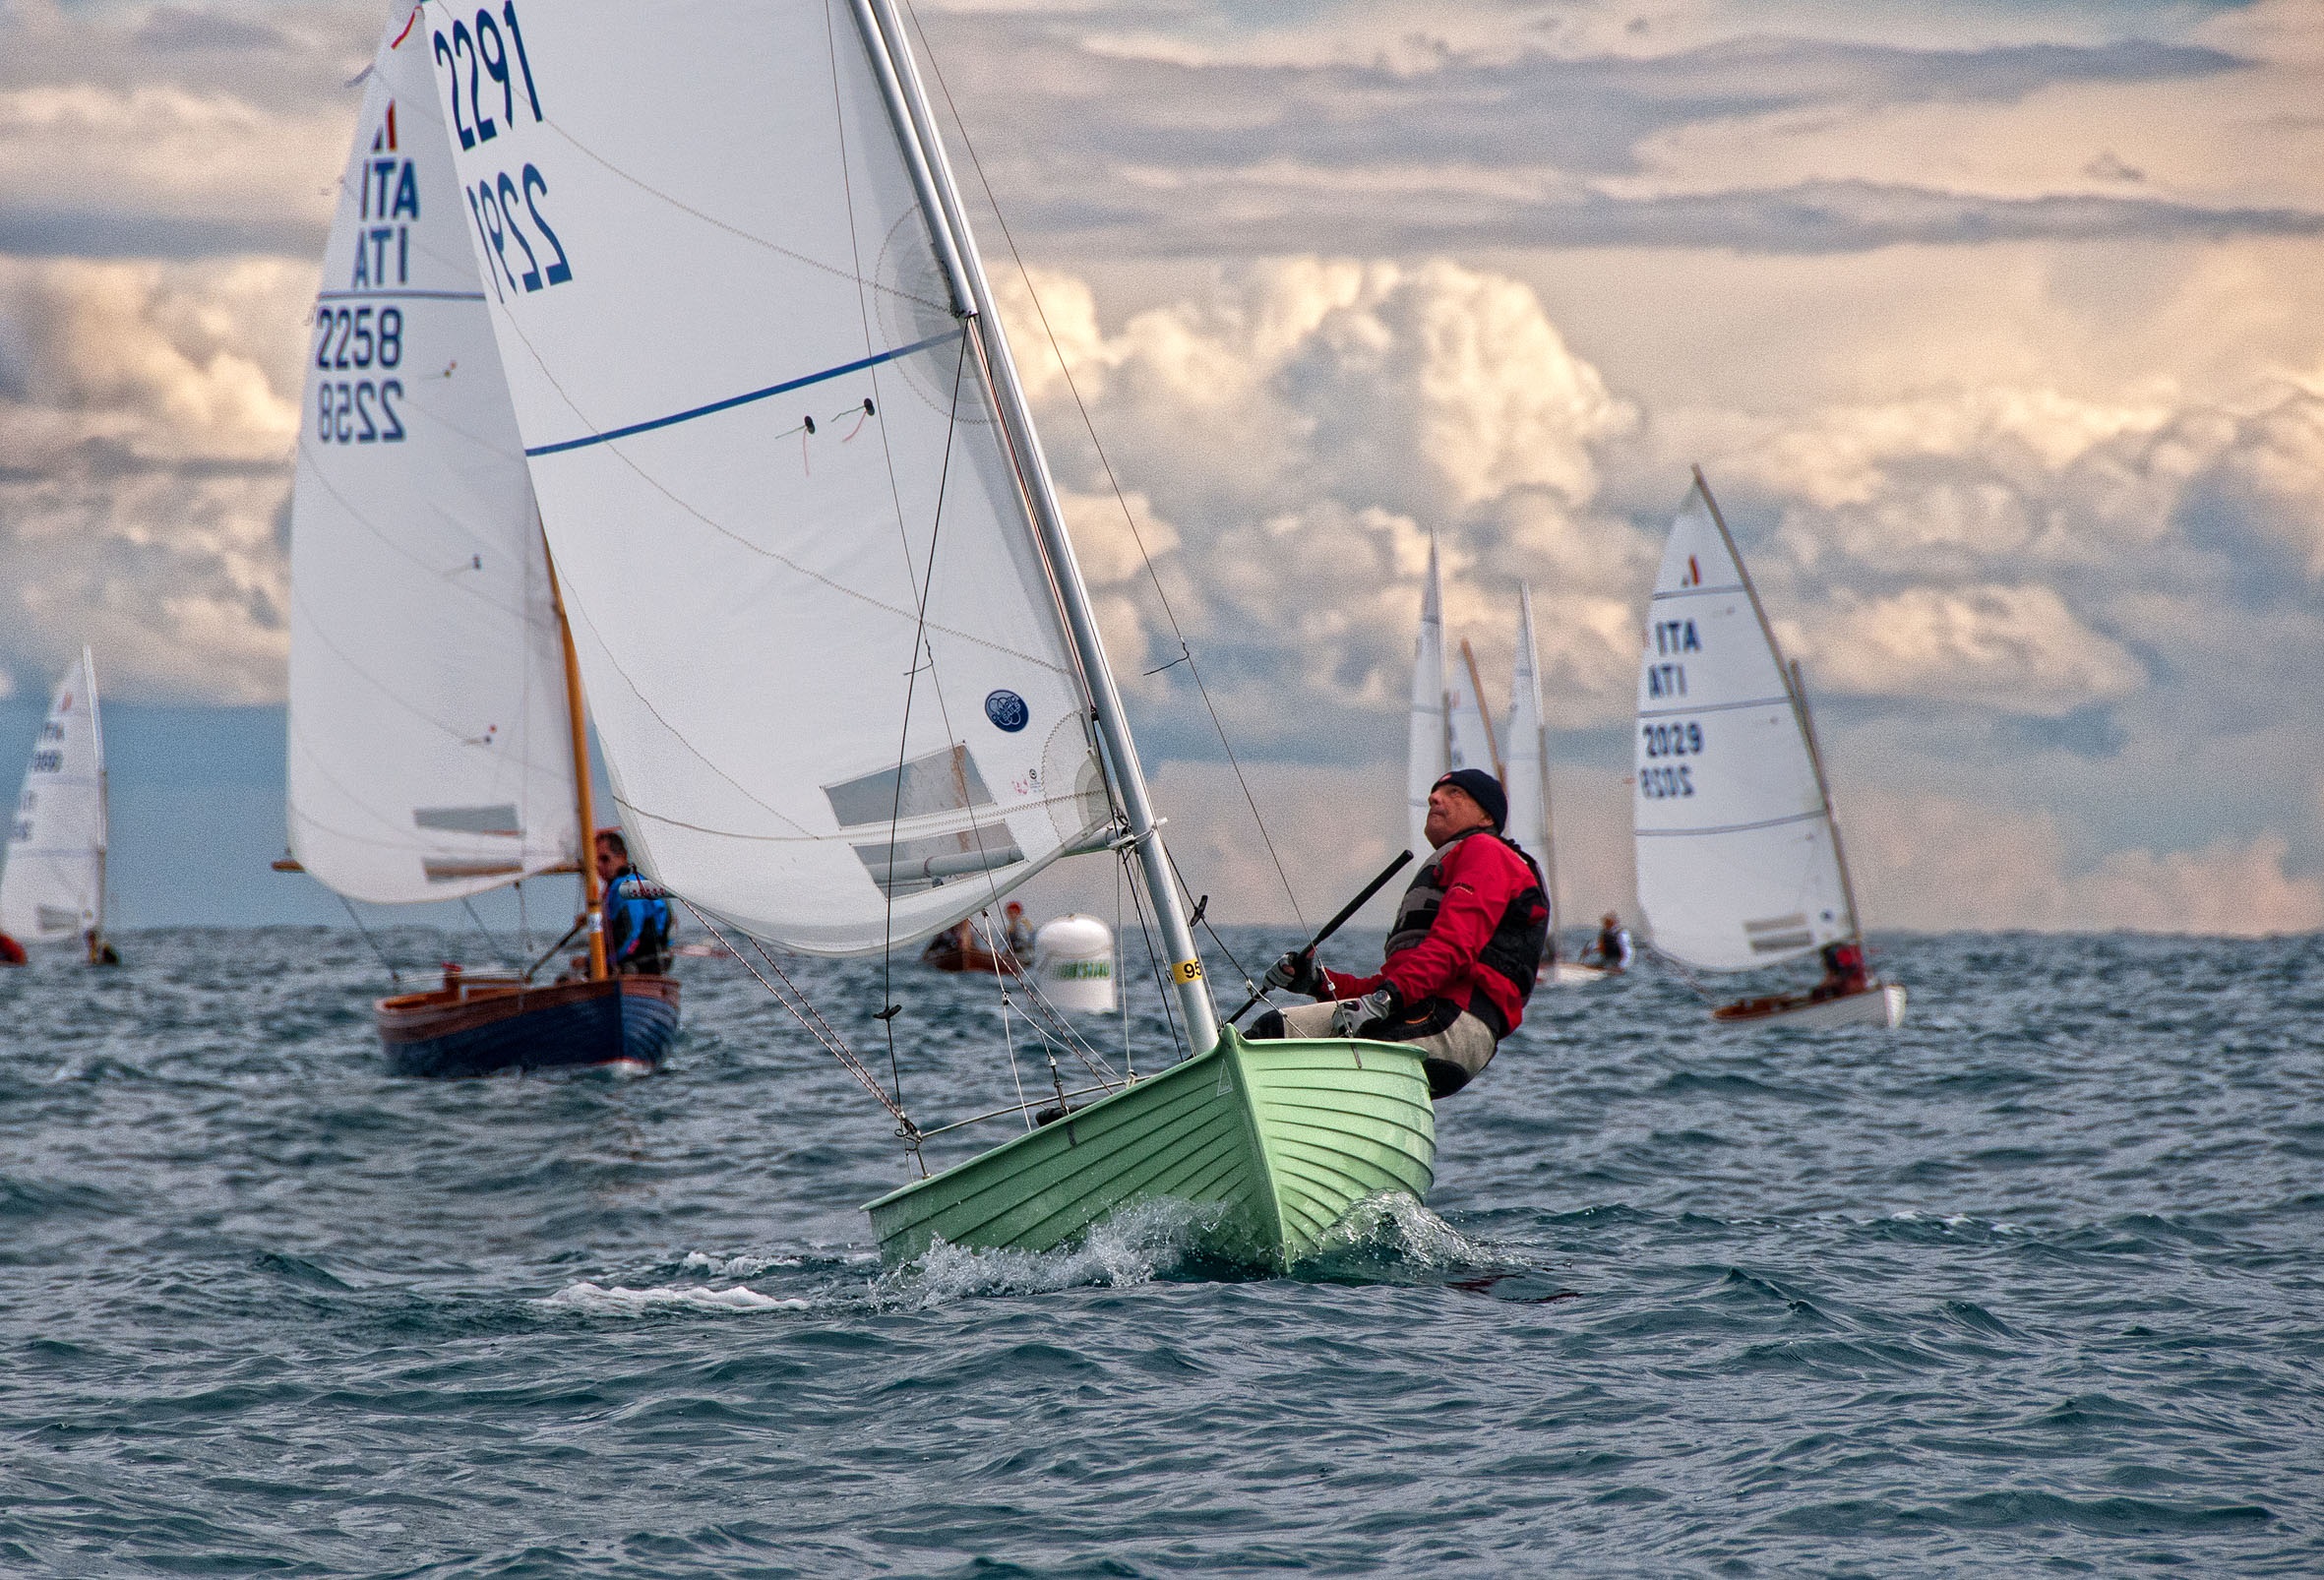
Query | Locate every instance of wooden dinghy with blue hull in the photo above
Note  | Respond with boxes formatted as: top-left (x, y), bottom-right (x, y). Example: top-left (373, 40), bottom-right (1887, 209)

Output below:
top-left (376, 970), bottom-right (680, 1078)
top-left (281, 22), bottom-right (682, 1081)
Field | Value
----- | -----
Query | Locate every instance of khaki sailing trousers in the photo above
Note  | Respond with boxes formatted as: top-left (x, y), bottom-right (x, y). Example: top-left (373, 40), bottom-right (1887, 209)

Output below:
top-left (1261, 998), bottom-right (1498, 1098)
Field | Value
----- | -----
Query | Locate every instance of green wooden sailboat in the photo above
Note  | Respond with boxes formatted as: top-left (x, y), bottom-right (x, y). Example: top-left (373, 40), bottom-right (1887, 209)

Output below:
top-left (423, 0), bottom-right (1437, 1269)
top-left (868, 1028), bottom-right (1434, 1269)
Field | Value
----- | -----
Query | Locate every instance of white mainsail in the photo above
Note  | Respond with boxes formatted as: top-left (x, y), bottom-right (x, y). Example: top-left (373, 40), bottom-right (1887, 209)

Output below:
top-left (1, 648), bottom-right (107, 942)
top-left (1632, 473), bottom-right (1856, 972)
top-left (1405, 532), bottom-right (1447, 852)
top-left (286, 14), bottom-right (578, 906)
top-left (419, 0), bottom-right (1111, 956)
top-left (1502, 585), bottom-right (1560, 921)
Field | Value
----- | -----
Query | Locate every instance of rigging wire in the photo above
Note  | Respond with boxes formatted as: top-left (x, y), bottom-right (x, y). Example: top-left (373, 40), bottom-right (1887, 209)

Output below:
top-left (899, 0), bottom-right (1308, 936)
top-left (1642, 941), bottom-right (1721, 1005)
top-left (336, 894), bottom-right (402, 988)
top-left (673, 894), bottom-right (924, 1151)
top-left (1116, 841), bottom-right (1189, 1063)
top-left (460, 895), bottom-right (515, 967)
top-left (871, 331), bottom-right (976, 1120)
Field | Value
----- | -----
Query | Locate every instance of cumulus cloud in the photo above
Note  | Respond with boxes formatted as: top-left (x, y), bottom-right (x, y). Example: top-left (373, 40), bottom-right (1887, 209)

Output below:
top-left (994, 257), bottom-right (1646, 751)
top-left (0, 256), bottom-right (306, 702)
top-left (1850, 788), bottom-right (2324, 937)
top-left (1783, 584), bottom-right (2143, 716)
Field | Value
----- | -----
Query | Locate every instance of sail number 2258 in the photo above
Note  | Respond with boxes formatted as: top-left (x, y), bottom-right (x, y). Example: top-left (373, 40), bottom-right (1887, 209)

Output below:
top-left (435, 4), bottom-right (573, 303)
top-left (313, 306), bottom-right (405, 444)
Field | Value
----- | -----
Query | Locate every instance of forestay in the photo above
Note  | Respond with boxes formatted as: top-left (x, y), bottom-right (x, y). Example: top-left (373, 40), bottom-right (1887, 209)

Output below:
top-left (1405, 532), bottom-right (1447, 853)
top-left (287, 13), bottom-right (578, 906)
top-left (1, 650), bottom-right (106, 942)
top-left (1632, 480), bottom-right (1853, 972)
top-left (419, 0), bottom-right (1110, 954)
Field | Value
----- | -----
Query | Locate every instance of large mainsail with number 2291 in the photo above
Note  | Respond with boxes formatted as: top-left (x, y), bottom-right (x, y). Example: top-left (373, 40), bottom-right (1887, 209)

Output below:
top-left (414, 0), bottom-right (1112, 957)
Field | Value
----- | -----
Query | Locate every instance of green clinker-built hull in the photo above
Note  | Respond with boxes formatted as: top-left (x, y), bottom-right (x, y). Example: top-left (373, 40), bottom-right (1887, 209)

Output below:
top-left (865, 1028), bottom-right (1436, 1270)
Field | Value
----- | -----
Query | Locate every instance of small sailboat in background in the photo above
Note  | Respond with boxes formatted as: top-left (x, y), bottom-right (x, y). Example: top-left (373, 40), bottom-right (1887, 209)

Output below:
top-left (1405, 534), bottom-right (1504, 806)
top-left (420, 0), bottom-right (1432, 1266)
top-left (1405, 532), bottom-right (1448, 854)
top-left (281, 16), bottom-right (677, 1076)
top-left (1632, 469), bottom-right (1904, 1029)
top-left (1503, 589), bottom-right (1604, 986)
top-left (0, 646), bottom-right (117, 966)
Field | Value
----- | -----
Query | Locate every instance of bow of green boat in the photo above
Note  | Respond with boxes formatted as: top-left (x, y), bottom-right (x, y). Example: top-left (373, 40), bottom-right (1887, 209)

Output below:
top-left (865, 1028), bottom-right (1436, 1271)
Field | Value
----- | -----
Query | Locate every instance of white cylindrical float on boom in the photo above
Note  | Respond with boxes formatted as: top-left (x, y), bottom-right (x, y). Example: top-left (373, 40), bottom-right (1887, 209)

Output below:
top-left (1033, 914), bottom-right (1116, 1014)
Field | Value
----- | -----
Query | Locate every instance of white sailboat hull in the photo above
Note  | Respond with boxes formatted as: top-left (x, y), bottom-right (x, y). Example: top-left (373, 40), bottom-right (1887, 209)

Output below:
top-left (1712, 982), bottom-right (1906, 1031)
top-left (1542, 961), bottom-right (1612, 987)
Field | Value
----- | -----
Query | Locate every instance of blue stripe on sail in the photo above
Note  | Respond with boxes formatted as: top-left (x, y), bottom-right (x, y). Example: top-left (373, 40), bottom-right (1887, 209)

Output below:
top-left (317, 289), bottom-right (489, 302)
top-left (1636, 809), bottom-right (1826, 838)
top-left (525, 329), bottom-right (965, 458)
top-left (1638, 695), bottom-right (1793, 721)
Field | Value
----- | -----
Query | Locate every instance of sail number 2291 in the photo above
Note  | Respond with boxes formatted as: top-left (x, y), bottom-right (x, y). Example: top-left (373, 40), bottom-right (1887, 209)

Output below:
top-left (434, 4), bottom-right (573, 302)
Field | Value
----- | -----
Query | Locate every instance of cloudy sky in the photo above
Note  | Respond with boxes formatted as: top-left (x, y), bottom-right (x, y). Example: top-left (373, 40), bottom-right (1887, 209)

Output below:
top-left (2, 0), bottom-right (2320, 936)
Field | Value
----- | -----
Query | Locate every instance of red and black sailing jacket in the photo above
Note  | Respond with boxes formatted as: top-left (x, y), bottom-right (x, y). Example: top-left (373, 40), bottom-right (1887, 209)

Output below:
top-left (1323, 827), bottom-right (1550, 1040)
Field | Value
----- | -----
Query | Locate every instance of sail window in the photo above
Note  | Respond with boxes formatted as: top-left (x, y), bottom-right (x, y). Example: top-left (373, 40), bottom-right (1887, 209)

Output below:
top-left (825, 745), bottom-right (993, 830)
top-left (423, 857), bottom-right (526, 882)
top-left (1744, 914), bottom-right (1814, 953)
top-left (853, 831), bottom-right (1024, 895)
top-left (413, 805), bottom-right (523, 836)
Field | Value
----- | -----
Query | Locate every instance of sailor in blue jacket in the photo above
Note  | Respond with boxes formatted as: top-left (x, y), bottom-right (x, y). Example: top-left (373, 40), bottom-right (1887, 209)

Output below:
top-left (594, 828), bottom-right (673, 976)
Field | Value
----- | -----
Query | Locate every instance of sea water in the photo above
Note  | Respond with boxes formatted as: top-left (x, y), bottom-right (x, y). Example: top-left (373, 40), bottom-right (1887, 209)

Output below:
top-left (1, 927), bottom-right (2319, 1575)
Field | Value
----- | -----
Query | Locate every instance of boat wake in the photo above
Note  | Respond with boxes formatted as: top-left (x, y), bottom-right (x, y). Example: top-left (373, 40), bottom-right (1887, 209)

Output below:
top-left (878, 1197), bottom-right (1233, 1307)
top-left (536, 1280), bottom-right (811, 1317)
top-left (1296, 1191), bottom-right (1527, 1283)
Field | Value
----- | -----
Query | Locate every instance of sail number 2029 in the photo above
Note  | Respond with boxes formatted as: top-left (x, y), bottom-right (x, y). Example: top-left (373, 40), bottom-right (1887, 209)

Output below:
top-left (434, 3), bottom-right (573, 302)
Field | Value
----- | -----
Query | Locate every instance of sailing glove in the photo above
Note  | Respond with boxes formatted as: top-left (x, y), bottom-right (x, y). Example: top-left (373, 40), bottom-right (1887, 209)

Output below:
top-left (1330, 985), bottom-right (1401, 1038)
top-left (1263, 948), bottom-right (1327, 1000)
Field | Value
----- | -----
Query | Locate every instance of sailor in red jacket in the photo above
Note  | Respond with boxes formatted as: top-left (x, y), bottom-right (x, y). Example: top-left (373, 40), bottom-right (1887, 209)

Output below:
top-left (1251, 768), bottom-right (1549, 1098)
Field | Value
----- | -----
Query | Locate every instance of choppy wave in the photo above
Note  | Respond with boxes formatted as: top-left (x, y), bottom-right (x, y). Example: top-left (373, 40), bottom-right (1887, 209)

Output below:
top-left (538, 1281), bottom-right (811, 1316)
top-left (1, 926), bottom-right (2320, 1575)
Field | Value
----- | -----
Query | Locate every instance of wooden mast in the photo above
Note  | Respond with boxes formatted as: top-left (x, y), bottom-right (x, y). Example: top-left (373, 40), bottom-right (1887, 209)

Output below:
top-left (854, 0), bottom-right (1218, 1051)
top-left (543, 536), bottom-right (607, 982)
top-left (1458, 638), bottom-right (1506, 783)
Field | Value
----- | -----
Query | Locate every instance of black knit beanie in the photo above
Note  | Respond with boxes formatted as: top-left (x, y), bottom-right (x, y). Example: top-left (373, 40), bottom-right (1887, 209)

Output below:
top-left (1432, 768), bottom-right (1506, 831)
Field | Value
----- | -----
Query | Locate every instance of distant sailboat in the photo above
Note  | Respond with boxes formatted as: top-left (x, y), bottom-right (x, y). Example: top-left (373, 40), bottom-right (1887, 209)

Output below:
top-left (1632, 470), bottom-right (1904, 1029)
top-left (421, 0), bottom-right (1431, 1265)
top-left (283, 15), bottom-right (677, 1076)
top-left (1406, 536), bottom-right (1503, 813)
top-left (1406, 532), bottom-right (1447, 854)
top-left (1503, 588), bottom-right (1604, 986)
top-left (0, 647), bottom-right (115, 965)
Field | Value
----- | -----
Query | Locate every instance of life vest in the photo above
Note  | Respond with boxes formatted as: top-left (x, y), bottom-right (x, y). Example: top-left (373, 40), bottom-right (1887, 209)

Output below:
top-left (1382, 827), bottom-right (1550, 1039)
top-left (605, 872), bottom-right (673, 967)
